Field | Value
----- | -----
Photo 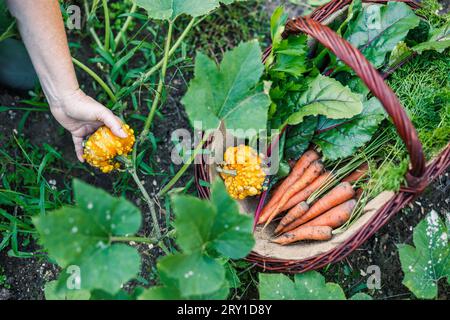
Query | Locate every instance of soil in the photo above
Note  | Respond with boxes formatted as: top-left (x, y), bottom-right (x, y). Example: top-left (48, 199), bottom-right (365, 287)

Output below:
top-left (1, 0), bottom-right (449, 300)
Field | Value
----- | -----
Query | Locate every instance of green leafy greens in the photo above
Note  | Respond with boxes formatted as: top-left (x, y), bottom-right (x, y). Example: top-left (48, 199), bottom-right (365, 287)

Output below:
top-left (345, 2), bottom-right (420, 68)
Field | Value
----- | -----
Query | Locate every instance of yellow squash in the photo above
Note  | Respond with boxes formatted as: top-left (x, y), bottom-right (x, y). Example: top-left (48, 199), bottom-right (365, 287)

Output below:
top-left (220, 145), bottom-right (266, 200)
top-left (83, 124), bottom-right (135, 173)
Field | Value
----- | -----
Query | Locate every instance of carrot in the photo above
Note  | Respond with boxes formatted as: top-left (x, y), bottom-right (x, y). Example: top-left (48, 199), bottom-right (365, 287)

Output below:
top-left (280, 171), bottom-right (333, 212)
top-left (258, 150), bottom-right (320, 224)
top-left (355, 188), bottom-right (363, 200)
top-left (271, 226), bottom-right (332, 245)
top-left (302, 199), bottom-right (356, 229)
top-left (281, 182), bottom-right (355, 233)
top-left (274, 202), bottom-right (309, 234)
top-left (263, 160), bottom-right (324, 227)
top-left (342, 163), bottom-right (369, 183)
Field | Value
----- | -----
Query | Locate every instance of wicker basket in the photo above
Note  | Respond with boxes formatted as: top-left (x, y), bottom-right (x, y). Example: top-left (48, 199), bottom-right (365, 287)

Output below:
top-left (195, 0), bottom-right (450, 273)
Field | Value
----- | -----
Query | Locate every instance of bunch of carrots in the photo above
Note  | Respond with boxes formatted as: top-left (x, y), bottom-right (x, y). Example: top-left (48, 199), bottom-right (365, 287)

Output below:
top-left (257, 150), bottom-right (368, 245)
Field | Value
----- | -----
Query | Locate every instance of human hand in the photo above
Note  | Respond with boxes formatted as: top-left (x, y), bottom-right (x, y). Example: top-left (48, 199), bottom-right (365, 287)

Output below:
top-left (49, 89), bottom-right (128, 162)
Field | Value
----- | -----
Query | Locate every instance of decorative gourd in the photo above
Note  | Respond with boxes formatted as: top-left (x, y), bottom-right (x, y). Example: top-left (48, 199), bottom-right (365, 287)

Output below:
top-left (219, 145), bottom-right (266, 200)
top-left (83, 124), bottom-right (135, 173)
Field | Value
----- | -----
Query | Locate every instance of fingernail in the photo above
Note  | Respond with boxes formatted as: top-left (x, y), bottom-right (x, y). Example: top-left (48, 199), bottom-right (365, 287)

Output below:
top-left (118, 129), bottom-right (128, 138)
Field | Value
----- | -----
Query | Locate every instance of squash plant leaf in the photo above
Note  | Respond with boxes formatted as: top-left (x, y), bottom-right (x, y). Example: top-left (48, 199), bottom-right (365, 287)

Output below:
top-left (33, 179), bottom-right (142, 294)
top-left (286, 75), bottom-right (363, 125)
top-left (259, 271), bottom-right (351, 300)
top-left (135, 0), bottom-right (248, 21)
top-left (345, 2), bottom-right (420, 68)
top-left (398, 211), bottom-right (450, 299)
top-left (412, 23), bottom-right (450, 54)
top-left (158, 252), bottom-right (226, 297)
top-left (44, 280), bottom-right (91, 300)
top-left (182, 41), bottom-right (271, 137)
top-left (172, 178), bottom-right (255, 259)
top-left (313, 97), bottom-right (387, 160)
top-left (140, 179), bottom-right (254, 299)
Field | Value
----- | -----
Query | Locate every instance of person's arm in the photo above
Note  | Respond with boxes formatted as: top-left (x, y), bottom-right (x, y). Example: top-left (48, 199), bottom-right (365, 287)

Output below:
top-left (6, 0), bottom-right (127, 162)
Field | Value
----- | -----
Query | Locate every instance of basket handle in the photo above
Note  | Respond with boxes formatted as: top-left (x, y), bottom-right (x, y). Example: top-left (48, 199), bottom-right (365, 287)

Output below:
top-left (282, 17), bottom-right (426, 183)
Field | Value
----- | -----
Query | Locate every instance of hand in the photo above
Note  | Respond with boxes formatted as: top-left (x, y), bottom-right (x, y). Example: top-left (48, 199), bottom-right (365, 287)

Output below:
top-left (49, 89), bottom-right (128, 162)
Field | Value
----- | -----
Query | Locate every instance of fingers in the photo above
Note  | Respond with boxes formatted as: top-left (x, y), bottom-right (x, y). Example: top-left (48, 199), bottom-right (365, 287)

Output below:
top-left (72, 136), bottom-right (85, 162)
top-left (97, 110), bottom-right (128, 138)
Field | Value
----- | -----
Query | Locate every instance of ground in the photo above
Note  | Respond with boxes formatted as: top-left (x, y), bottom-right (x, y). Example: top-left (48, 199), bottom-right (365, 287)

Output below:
top-left (0, 0), bottom-right (449, 300)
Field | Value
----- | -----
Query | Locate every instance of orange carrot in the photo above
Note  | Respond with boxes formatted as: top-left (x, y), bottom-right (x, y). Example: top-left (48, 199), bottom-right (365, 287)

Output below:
top-left (271, 226), bottom-right (332, 245)
top-left (274, 202), bottom-right (309, 234)
top-left (355, 188), bottom-right (363, 200)
top-left (263, 160), bottom-right (324, 227)
top-left (282, 182), bottom-right (355, 233)
top-left (342, 163), bottom-right (369, 183)
top-left (258, 150), bottom-right (320, 224)
top-left (281, 171), bottom-right (333, 211)
top-left (302, 199), bottom-right (356, 229)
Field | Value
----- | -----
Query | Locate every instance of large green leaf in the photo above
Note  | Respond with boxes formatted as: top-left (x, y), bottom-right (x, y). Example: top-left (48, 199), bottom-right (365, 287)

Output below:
top-left (140, 179), bottom-right (254, 300)
top-left (398, 211), bottom-right (449, 299)
top-left (172, 179), bottom-right (254, 259)
top-left (182, 41), bottom-right (271, 137)
top-left (44, 280), bottom-right (91, 300)
top-left (158, 252), bottom-right (226, 297)
top-left (286, 75), bottom-right (363, 125)
top-left (313, 97), bottom-right (387, 160)
top-left (345, 2), bottom-right (420, 68)
top-left (259, 271), bottom-right (348, 300)
top-left (208, 179), bottom-right (255, 259)
top-left (33, 180), bottom-right (142, 294)
top-left (135, 0), bottom-right (247, 20)
top-left (284, 116), bottom-right (318, 160)
top-left (412, 23), bottom-right (450, 54)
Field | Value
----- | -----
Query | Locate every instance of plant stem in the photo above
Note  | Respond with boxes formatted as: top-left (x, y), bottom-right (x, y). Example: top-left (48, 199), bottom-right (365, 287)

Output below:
top-left (72, 57), bottom-right (117, 103)
top-left (90, 0), bottom-right (100, 17)
top-left (114, 2), bottom-right (138, 48)
top-left (102, 0), bottom-right (110, 52)
top-left (159, 134), bottom-right (209, 196)
top-left (122, 18), bottom-right (197, 99)
top-left (129, 167), bottom-right (162, 238)
top-left (89, 27), bottom-right (103, 48)
top-left (140, 20), bottom-right (174, 141)
top-left (117, 156), bottom-right (162, 238)
top-left (111, 236), bottom-right (157, 244)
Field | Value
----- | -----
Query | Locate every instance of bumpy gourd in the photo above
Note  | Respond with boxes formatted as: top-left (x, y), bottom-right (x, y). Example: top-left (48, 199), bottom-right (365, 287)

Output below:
top-left (220, 145), bottom-right (266, 200)
top-left (83, 124), bottom-right (135, 173)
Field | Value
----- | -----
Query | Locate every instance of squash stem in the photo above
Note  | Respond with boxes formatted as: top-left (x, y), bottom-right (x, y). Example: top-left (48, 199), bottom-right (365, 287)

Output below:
top-left (120, 17), bottom-right (197, 100)
top-left (159, 133), bottom-right (209, 196)
top-left (72, 57), bottom-right (117, 103)
top-left (101, 0), bottom-right (110, 52)
top-left (117, 156), bottom-right (162, 238)
top-left (140, 20), bottom-right (174, 142)
top-left (111, 236), bottom-right (157, 244)
top-left (114, 1), bottom-right (137, 48)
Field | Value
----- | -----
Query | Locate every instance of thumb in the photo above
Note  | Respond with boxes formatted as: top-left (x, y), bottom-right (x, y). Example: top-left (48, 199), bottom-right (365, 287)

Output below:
top-left (97, 109), bottom-right (128, 138)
